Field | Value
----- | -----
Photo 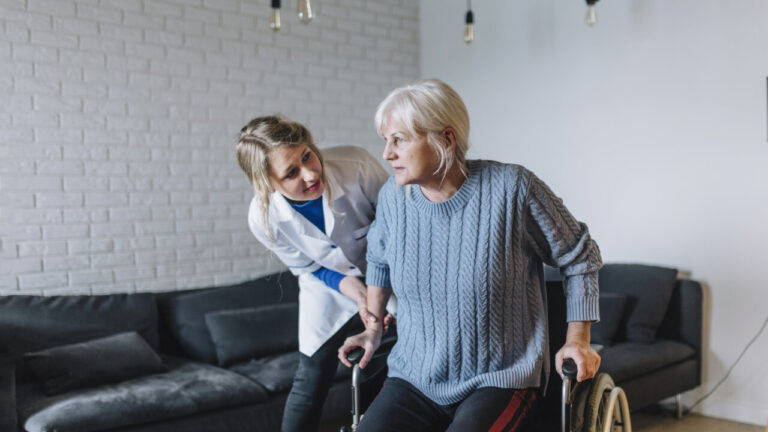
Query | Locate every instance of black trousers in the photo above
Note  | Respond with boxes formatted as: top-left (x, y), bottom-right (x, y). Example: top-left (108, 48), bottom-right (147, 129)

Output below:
top-left (281, 315), bottom-right (388, 432)
top-left (357, 377), bottom-right (538, 432)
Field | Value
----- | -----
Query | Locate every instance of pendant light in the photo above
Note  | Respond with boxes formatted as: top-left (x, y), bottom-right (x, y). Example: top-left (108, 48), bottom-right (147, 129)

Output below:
top-left (270, 0), bottom-right (281, 31)
top-left (585, 0), bottom-right (598, 27)
top-left (464, 0), bottom-right (474, 44)
top-left (297, 0), bottom-right (314, 24)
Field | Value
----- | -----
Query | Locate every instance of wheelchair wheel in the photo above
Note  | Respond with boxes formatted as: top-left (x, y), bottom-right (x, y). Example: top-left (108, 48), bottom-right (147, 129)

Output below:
top-left (582, 373), bottom-right (631, 432)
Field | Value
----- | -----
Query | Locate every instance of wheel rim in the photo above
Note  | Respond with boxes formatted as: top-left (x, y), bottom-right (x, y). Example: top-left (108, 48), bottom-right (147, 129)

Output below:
top-left (596, 391), bottom-right (607, 430)
top-left (582, 373), bottom-right (615, 432)
top-left (599, 388), bottom-right (627, 432)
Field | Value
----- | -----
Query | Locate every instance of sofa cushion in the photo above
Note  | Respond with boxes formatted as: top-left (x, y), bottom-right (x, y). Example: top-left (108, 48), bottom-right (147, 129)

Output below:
top-left (24, 332), bottom-right (168, 396)
top-left (230, 352), bottom-right (299, 393)
top-left (16, 357), bottom-right (268, 432)
top-left (0, 293), bottom-right (159, 355)
top-left (591, 293), bottom-right (628, 346)
top-left (229, 351), bottom-right (353, 394)
top-left (159, 272), bottom-right (299, 364)
top-left (599, 264), bottom-right (678, 343)
top-left (598, 339), bottom-right (696, 383)
top-left (205, 303), bottom-right (299, 367)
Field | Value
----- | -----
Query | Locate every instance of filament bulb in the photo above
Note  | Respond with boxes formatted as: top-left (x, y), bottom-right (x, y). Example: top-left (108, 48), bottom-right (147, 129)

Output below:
top-left (585, 4), bottom-right (597, 27)
top-left (297, 0), bottom-right (313, 24)
top-left (464, 23), bottom-right (474, 44)
top-left (270, 9), bottom-right (281, 31)
top-left (270, 0), bottom-right (281, 31)
top-left (464, 10), bottom-right (474, 44)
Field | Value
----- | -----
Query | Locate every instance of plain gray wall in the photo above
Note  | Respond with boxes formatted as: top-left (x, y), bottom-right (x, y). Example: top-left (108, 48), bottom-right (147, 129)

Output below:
top-left (420, 0), bottom-right (768, 425)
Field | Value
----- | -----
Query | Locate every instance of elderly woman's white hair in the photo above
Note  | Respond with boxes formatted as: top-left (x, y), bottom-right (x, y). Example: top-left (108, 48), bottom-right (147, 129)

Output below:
top-left (374, 79), bottom-right (470, 181)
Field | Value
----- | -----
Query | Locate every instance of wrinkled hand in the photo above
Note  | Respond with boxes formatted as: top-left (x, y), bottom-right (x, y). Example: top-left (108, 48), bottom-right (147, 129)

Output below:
top-left (363, 311), bottom-right (395, 334)
top-left (555, 342), bottom-right (600, 382)
top-left (339, 276), bottom-right (395, 332)
top-left (381, 313), bottom-right (395, 334)
top-left (338, 327), bottom-right (382, 370)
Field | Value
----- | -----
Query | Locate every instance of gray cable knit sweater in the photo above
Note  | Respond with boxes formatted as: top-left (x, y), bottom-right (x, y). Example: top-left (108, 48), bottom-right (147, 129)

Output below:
top-left (365, 160), bottom-right (602, 405)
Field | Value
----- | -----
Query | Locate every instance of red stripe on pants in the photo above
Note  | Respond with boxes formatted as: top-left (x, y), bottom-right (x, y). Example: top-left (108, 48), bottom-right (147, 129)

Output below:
top-left (487, 389), bottom-right (535, 432)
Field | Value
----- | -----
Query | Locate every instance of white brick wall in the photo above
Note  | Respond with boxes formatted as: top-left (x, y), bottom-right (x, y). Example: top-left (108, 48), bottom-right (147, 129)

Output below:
top-left (0, 0), bottom-right (419, 295)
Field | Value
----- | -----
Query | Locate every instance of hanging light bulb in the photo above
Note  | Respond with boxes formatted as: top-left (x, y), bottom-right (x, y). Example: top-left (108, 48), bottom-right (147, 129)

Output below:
top-left (585, 0), bottom-right (598, 27)
top-left (297, 0), bottom-right (313, 24)
top-left (270, 0), bottom-right (281, 31)
top-left (464, 0), bottom-right (474, 44)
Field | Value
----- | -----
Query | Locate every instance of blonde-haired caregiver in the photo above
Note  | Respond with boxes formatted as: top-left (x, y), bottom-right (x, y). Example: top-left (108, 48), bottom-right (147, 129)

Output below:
top-left (236, 115), bottom-right (392, 432)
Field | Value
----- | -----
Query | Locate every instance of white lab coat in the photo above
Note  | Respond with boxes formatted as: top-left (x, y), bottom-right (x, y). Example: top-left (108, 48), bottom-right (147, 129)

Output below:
top-left (248, 146), bottom-right (392, 356)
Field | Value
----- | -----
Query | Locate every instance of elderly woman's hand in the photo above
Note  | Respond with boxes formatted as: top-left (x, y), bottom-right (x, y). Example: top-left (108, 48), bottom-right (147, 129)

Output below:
top-left (338, 326), bottom-right (382, 370)
top-left (555, 321), bottom-right (601, 382)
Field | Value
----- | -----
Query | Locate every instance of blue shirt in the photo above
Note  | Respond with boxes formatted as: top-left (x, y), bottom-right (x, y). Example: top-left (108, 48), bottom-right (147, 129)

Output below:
top-left (288, 196), bottom-right (345, 291)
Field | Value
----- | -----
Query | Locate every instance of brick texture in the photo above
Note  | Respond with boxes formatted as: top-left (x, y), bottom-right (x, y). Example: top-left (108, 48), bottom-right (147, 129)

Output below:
top-left (0, 0), bottom-right (419, 295)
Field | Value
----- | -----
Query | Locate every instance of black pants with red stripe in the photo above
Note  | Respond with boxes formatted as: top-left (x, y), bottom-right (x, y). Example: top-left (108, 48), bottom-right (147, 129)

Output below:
top-left (356, 377), bottom-right (538, 432)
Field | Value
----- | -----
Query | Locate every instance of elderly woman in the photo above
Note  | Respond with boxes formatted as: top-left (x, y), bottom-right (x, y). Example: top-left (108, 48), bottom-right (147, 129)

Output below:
top-left (338, 79), bottom-right (602, 432)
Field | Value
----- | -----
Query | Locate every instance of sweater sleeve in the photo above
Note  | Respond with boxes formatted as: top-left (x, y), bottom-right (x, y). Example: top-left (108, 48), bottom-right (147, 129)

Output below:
top-left (523, 170), bottom-right (602, 322)
top-left (312, 267), bottom-right (345, 291)
top-left (364, 179), bottom-right (393, 288)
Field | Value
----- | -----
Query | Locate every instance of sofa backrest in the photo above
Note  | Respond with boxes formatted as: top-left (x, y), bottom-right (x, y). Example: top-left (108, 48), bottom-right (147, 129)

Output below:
top-left (545, 263), bottom-right (701, 344)
top-left (657, 279), bottom-right (703, 362)
top-left (157, 271), bottom-right (299, 364)
top-left (0, 293), bottom-right (159, 356)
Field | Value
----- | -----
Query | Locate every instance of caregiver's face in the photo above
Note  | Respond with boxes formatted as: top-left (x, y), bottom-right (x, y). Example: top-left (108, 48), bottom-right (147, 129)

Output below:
top-left (380, 116), bottom-right (440, 187)
top-left (267, 144), bottom-right (324, 202)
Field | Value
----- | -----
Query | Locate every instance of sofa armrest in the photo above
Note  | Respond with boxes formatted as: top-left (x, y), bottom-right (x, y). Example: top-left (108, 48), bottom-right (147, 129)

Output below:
top-left (0, 354), bottom-right (17, 431)
top-left (657, 280), bottom-right (703, 380)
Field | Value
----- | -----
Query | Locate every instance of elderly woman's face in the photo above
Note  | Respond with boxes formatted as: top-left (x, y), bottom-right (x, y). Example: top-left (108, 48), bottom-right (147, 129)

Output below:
top-left (380, 117), bottom-right (440, 187)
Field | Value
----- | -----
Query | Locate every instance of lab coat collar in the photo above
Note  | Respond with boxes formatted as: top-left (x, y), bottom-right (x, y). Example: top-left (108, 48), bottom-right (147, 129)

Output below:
top-left (270, 174), bottom-right (345, 238)
top-left (322, 174), bottom-right (345, 236)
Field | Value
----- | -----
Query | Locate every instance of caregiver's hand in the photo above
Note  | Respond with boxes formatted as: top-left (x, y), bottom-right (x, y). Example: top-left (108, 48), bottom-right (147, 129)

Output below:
top-left (339, 276), bottom-right (376, 323)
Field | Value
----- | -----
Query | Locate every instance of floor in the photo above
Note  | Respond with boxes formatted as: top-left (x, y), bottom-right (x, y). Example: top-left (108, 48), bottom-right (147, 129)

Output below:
top-left (319, 405), bottom-right (766, 432)
top-left (631, 406), bottom-right (764, 432)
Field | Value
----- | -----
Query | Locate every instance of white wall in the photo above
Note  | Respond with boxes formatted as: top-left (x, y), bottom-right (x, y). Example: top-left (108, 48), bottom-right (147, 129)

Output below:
top-left (420, 0), bottom-right (768, 425)
top-left (0, 0), bottom-right (418, 295)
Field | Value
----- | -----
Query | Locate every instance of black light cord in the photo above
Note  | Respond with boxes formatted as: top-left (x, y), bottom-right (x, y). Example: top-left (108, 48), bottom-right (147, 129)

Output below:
top-left (465, 0), bottom-right (473, 25)
top-left (685, 313), bottom-right (768, 414)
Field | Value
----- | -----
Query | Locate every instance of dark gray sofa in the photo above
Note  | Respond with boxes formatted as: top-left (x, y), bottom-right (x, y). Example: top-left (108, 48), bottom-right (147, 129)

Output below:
top-left (1, 263), bottom-right (700, 431)
top-left (545, 263), bottom-right (702, 413)
top-left (0, 272), bottom-right (360, 432)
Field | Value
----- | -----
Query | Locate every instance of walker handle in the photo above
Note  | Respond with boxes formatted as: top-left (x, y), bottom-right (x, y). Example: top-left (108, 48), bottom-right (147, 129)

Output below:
top-left (344, 334), bottom-right (397, 366)
top-left (346, 348), bottom-right (365, 364)
top-left (562, 358), bottom-right (578, 380)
